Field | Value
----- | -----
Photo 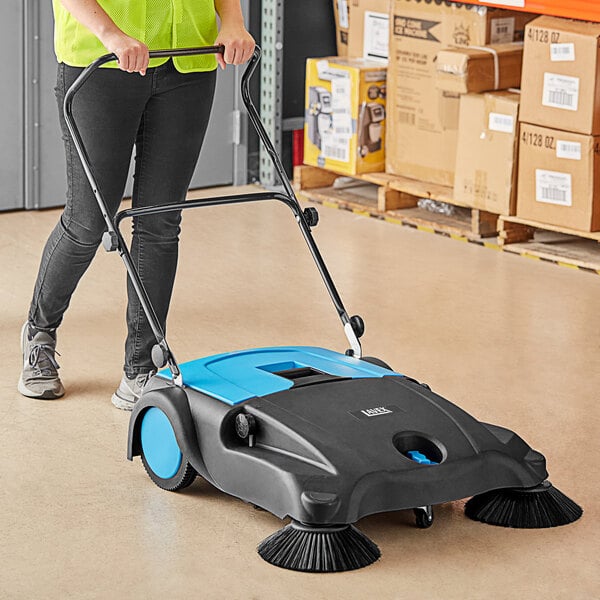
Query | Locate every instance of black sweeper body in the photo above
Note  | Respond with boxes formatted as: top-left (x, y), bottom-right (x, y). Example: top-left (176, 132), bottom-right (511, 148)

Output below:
top-left (64, 46), bottom-right (582, 574)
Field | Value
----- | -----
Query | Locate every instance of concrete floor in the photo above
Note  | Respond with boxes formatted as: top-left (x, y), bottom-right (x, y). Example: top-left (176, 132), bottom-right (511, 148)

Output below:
top-left (1, 186), bottom-right (598, 599)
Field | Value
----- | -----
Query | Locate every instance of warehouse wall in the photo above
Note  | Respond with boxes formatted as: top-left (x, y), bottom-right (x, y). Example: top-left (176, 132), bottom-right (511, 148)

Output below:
top-left (1, 0), bottom-right (250, 213)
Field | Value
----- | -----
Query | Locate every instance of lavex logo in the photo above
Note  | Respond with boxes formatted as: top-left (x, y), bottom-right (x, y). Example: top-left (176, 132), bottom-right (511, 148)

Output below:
top-left (350, 405), bottom-right (401, 421)
top-left (361, 406), bottom-right (393, 417)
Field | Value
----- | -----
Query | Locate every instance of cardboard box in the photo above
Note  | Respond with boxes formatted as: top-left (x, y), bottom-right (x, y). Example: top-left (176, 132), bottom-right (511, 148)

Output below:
top-left (520, 16), bottom-right (600, 135)
top-left (304, 57), bottom-right (387, 175)
top-left (517, 123), bottom-right (600, 231)
top-left (348, 0), bottom-right (390, 61)
top-left (333, 0), bottom-right (350, 56)
top-left (435, 43), bottom-right (524, 94)
top-left (387, 0), bottom-right (536, 186)
top-left (454, 91), bottom-right (520, 215)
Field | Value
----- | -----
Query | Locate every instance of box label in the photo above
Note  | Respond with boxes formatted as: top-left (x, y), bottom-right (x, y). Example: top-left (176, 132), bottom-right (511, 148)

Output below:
top-left (322, 71), bottom-right (351, 163)
top-left (542, 73), bottom-right (579, 111)
top-left (393, 15), bottom-right (440, 42)
top-left (490, 18), bottom-right (516, 44)
top-left (337, 0), bottom-right (349, 29)
top-left (550, 43), bottom-right (575, 62)
top-left (556, 140), bottom-right (582, 161)
top-left (489, 112), bottom-right (515, 134)
top-left (364, 12), bottom-right (389, 61)
top-left (535, 169), bottom-right (573, 206)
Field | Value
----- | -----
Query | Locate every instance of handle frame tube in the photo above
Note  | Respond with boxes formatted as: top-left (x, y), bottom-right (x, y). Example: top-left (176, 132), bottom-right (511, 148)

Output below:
top-left (62, 45), bottom-right (361, 384)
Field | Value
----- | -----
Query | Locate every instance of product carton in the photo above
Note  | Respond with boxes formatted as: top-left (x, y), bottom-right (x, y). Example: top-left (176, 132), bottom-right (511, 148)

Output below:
top-left (435, 43), bottom-right (524, 94)
top-left (333, 0), bottom-right (350, 56)
top-left (520, 16), bottom-right (600, 135)
top-left (348, 0), bottom-right (390, 61)
top-left (454, 91), bottom-right (520, 215)
top-left (387, 0), bottom-right (536, 186)
top-left (304, 57), bottom-right (387, 175)
top-left (517, 122), bottom-right (600, 231)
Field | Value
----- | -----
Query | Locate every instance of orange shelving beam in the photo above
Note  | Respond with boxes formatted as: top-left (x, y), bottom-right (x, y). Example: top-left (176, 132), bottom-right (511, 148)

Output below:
top-left (454, 1), bottom-right (600, 23)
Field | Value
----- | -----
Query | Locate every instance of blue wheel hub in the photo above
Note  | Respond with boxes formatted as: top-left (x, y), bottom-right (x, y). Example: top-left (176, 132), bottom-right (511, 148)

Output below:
top-left (140, 407), bottom-right (183, 479)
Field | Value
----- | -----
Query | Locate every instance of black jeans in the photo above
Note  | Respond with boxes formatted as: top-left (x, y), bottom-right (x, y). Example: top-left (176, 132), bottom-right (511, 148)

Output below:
top-left (28, 60), bottom-right (216, 377)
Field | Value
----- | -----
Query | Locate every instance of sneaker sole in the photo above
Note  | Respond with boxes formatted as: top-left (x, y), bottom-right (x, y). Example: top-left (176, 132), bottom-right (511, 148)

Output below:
top-left (19, 322), bottom-right (64, 400)
top-left (18, 375), bottom-right (65, 400)
top-left (111, 392), bottom-right (136, 411)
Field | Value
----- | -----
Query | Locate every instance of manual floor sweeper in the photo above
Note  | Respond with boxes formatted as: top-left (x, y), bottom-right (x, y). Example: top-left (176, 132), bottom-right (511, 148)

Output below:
top-left (64, 46), bottom-right (582, 573)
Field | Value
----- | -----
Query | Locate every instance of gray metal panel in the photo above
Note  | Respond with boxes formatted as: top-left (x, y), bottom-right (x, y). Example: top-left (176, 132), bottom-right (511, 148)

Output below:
top-left (188, 66), bottom-right (235, 189)
top-left (35, 0), bottom-right (68, 209)
top-left (190, 0), bottom-right (251, 189)
top-left (0, 0), bottom-right (24, 211)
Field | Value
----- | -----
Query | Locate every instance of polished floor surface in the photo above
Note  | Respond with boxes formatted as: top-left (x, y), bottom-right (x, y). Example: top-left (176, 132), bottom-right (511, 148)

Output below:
top-left (1, 186), bottom-right (598, 599)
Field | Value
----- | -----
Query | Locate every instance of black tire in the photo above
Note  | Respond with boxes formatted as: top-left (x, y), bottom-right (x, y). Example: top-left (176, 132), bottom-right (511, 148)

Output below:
top-left (141, 452), bottom-right (197, 492)
top-left (360, 356), bottom-right (393, 371)
top-left (139, 406), bottom-right (197, 492)
top-left (414, 508), bottom-right (434, 529)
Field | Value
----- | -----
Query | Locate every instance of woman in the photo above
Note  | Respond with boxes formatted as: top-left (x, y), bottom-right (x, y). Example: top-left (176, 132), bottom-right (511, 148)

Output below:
top-left (18, 0), bottom-right (254, 409)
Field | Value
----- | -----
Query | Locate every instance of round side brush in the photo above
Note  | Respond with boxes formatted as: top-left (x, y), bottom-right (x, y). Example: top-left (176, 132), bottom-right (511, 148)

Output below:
top-left (257, 521), bottom-right (380, 572)
top-left (465, 480), bottom-right (582, 528)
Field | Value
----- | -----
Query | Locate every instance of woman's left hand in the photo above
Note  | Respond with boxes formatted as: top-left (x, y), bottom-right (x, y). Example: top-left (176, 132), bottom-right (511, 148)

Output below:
top-left (215, 24), bottom-right (255, 69)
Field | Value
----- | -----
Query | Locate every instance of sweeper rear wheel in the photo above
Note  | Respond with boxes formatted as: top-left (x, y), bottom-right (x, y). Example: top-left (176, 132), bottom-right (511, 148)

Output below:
top-left (139, 407), bottom-right (197, 491)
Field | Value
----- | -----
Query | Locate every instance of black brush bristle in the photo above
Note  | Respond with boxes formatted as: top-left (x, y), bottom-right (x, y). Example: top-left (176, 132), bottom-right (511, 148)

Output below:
top-left (257, 521), bottom-right (380, 572)
top-left (465, 481), bottom-right (582, 528)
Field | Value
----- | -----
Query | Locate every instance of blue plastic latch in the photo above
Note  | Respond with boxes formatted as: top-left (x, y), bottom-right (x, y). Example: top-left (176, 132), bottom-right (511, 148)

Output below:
top-left (407, 450), bottom-right (438, 465)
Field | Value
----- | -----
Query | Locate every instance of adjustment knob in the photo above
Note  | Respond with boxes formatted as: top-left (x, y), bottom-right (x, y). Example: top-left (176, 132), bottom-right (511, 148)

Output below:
top-left (303, 207), bottom-right (319, 227)
top-left (102, 231), bottom-right (119, 252)
top-left (235, 413), bottom-right (257, 447)
top-left (151, 344), bottom-right (168, 369)
top-left (350, 314), bottom-right (365, 338)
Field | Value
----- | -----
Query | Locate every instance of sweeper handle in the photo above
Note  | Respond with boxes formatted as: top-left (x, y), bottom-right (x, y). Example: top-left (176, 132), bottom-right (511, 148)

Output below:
top-left (63, 46), bottom-right (364, 384)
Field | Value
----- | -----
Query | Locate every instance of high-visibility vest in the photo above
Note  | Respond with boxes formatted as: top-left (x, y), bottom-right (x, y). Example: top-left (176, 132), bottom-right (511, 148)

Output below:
top-left (52, 0), bottom-right (218, 72)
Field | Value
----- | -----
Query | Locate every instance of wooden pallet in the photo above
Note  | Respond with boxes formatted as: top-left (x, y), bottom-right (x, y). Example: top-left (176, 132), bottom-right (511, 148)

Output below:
top-left (498, 216), bottom-right (600, 273)
top-left (293, 165), bottom-right (498, 241)
top-left (293, 165), bottom-right (600, 274)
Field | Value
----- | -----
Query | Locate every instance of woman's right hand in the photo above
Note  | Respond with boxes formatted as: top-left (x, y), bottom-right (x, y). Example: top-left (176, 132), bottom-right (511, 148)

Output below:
top-left (100, 30), bottom-right (149, 75)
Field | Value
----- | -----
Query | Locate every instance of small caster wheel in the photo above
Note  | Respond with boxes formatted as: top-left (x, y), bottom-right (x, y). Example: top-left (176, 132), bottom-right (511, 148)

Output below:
top-left (414, 506), bottom-right (434, 529)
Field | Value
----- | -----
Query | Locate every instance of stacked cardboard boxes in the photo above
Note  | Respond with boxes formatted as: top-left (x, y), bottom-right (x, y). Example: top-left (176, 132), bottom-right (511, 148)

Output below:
top-left (333, 1), bottom-right (390, 60)
top-left (438, 42), bottom-right (524, 215)
top-left (348, 0), bottom-right (390, 61)
top-left (386, 0), bottom-right (535, 187)
top-left (435, 43), bottom-right (524, 95)
top-left (304, 57), bottom-right (387, 175)
top-left (308, 2), bottom-right (389, 175)
top-left (454, 91), bottom-right (521, 215)
top-left (517, 16), bottom-right (600, 232)
top-left (333, 0), bottom-right (350, 56)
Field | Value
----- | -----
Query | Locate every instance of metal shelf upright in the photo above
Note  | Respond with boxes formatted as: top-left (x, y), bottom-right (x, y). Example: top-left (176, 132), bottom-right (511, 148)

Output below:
top-left (260, 0), bottom-right (284, 186)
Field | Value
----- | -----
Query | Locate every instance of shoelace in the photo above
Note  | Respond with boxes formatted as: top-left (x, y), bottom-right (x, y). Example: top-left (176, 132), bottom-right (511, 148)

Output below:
top-left (28, 344), bottom-right (61, 377)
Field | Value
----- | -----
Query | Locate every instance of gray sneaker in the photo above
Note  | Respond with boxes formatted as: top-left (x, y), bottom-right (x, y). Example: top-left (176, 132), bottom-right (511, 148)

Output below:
top-left (18, 322), bottom-right (65, 400)
top-left (111, 373), bottom-right (151, 411)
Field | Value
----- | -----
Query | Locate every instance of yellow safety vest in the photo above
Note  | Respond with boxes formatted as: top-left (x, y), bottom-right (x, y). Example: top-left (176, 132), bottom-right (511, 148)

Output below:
top-left (52, 0), bottom-right (218, 72)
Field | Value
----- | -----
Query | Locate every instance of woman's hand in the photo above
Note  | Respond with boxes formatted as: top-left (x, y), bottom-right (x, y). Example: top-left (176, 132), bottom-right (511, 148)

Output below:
top-left (214, 24), bottom-right (255, 69)
top-left (101, 30), bottom-right (150, 75)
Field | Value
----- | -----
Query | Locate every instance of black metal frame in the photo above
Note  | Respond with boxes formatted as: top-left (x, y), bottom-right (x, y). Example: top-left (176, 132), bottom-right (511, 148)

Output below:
top-left (63, 46), bottom-right (362, 384)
